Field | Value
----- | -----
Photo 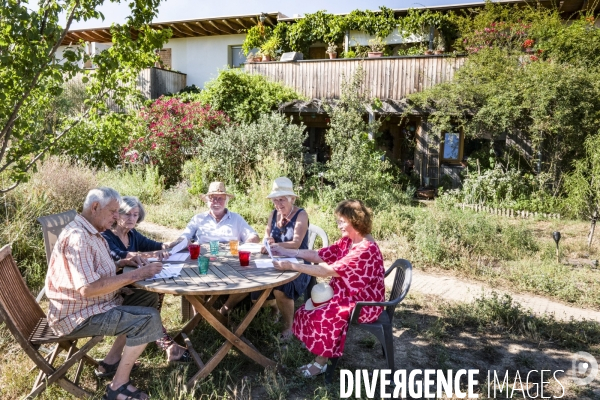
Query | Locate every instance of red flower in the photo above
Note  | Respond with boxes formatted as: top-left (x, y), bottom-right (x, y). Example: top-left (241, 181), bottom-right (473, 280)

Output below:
top-left (522, 39), bottom-right (534, 48)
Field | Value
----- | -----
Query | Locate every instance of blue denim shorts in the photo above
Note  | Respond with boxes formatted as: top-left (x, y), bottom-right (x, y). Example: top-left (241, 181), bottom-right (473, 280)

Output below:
top-left (63, 290), bottom-right (163, 347)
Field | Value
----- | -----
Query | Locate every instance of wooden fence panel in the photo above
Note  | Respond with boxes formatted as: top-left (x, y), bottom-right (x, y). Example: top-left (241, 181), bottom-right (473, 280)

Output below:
top-left (246, 56), bottom-right (465, 99)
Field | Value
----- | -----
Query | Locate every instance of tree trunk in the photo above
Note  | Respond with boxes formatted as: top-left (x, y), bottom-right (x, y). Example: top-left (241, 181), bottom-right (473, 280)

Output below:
top-left (588, 209), bottom-right (598, 248)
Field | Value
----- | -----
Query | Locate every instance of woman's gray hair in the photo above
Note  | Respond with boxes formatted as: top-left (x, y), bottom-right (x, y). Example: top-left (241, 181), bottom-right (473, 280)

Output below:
top-left (120, 196), bottom-right (146, 223)
top-left (286, 196), bottom-right (296, 204)
top-left (83, 187), bottom-right (121, 210)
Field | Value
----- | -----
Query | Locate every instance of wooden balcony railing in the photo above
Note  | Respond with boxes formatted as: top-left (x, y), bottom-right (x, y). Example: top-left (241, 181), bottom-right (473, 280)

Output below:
top-left (245, 55), bottom-right (466, 100)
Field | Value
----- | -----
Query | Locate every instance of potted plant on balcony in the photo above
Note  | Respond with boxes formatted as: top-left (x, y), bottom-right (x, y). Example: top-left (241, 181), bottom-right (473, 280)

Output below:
top-left (434, 36), bottom-right (445, 55)
top-left (326, 43), bottom-right (338, 59)
top-left (260, 36), bottom-right (279, 62)
top-left (368, 37), bottom-right (385, 58)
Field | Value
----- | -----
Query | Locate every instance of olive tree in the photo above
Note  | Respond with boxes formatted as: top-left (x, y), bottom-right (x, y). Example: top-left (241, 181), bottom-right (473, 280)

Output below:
top-left (0, 0), bottom-right (170, 192)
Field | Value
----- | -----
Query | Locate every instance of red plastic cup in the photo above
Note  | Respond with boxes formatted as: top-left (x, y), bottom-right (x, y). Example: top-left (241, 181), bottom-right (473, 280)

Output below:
top-left (188, 243), bottom-right (200, 260)
top-left (238, 250), bottom-right (251, 267)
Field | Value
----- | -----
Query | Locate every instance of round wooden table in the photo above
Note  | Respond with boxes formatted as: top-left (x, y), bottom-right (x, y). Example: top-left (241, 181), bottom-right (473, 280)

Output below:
top-left (125, 248), bottom-right (299, 389)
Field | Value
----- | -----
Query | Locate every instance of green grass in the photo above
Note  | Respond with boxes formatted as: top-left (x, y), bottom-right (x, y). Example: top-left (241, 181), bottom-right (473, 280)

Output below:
top-left (2, 292), bottom-right (598, 399)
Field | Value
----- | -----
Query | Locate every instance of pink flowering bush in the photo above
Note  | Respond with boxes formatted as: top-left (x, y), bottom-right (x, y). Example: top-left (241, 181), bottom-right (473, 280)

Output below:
top-left (124, 96), bottom-right (229, 186)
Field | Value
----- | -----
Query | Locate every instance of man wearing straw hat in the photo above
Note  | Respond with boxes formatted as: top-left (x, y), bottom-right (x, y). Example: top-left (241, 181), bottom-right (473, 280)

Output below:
top-left (179, 181), bottom-right (259, 244)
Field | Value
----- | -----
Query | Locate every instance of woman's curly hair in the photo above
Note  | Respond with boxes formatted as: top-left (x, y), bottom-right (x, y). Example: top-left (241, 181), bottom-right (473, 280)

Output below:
top-left (335, 199), bottom-right (372, 236)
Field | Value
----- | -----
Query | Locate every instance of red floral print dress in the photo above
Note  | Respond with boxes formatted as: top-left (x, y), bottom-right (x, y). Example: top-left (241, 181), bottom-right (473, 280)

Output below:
top-left (292, 237), bottom-right (385, 358)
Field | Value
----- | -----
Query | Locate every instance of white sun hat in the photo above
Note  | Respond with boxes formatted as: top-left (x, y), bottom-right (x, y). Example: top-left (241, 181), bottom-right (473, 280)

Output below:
top-left (266, 177), bottom-right (298, 199)
top-left (305, 282), bottom-right (334, 311)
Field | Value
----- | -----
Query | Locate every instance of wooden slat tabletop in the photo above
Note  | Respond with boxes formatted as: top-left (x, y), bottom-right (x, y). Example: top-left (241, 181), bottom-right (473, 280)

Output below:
top-left (125, 249), bottom-right (299, 296)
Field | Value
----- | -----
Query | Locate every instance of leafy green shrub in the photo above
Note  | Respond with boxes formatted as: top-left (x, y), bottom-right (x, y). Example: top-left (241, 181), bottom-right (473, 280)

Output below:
top-left (563, 131), bottom-right (600, 219)
top-left (451, 166), bottom-right (561, 213)
top-left (53, 112), bottom-right (137, 168)
top-left (198, 69), bottom-right (301, 123)
top-left (323, 66), bottom-right (402, 207)
top-left (191, 112), bottom-right (306, 189)
top-left (125, 97), bottom-right (229, 187)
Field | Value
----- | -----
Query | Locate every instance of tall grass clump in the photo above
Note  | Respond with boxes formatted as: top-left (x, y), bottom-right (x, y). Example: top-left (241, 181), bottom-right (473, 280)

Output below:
top-left (1, 158), bottom-right (98, 289)
top-left (441, 292), bottom-right (600, 350)
top-left (97, 165), bottom-right (164, 205)
top-left (410, 206), bottom-right (538, 268)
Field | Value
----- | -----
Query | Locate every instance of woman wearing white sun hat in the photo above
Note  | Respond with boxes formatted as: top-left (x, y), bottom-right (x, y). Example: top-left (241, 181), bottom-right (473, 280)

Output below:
top-left (219, 177), bottom-right (310, 341)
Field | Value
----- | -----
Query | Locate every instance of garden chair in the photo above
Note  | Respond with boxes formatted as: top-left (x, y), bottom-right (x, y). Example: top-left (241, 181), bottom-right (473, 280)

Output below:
top-left (0, 244), bottom-right (104, 399)
top-left (35, 209), bottom-right (77, 302)
top-left (324, 258), bottom-right (413, 384)
top-left (304, 224), bottom-right (329, 300)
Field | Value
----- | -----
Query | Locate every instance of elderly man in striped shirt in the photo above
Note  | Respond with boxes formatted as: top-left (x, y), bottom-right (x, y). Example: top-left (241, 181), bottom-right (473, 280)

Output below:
top-left (45, 187), bottom-right (163, 400)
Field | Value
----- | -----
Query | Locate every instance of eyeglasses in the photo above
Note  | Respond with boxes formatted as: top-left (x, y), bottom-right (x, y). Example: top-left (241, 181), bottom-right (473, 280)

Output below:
top-left (336, 219), bottom-right (348, 227)
top-left (208, 196), bottom-right (226, 203)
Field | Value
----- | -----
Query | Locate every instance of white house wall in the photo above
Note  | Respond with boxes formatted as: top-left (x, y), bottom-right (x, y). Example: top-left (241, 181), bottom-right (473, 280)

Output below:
top-left (167, 34), bottom-right (246, 88)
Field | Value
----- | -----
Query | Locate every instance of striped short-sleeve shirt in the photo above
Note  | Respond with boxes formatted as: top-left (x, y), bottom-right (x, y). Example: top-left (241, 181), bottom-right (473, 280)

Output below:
top-left (45, 214), bottom-right (123, 336)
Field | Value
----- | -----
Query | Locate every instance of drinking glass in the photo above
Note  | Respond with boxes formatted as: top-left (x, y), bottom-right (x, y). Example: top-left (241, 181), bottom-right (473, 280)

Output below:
top-left (188, 243), bottom-right (200, 260)
top-left (238, 250), bottom-right (251, 267)
top-left (209, 240), bottom-right (220, 256)
top-left (229, 240), bottom-right (239, 256)
top-left (198, 256), bottom-right (209, 274)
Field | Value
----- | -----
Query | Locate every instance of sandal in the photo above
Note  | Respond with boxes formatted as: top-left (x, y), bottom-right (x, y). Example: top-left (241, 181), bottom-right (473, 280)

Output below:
top-left (102, 381), bottom-right (148, 400)
top-left (168, 349), bottom-right (194, 365)
top-left (297, 361), bottom-right (327, 377)
top-left (278, 331), bottom-right (293, 343)
top-left (95, 359), bottom-right (139, 378)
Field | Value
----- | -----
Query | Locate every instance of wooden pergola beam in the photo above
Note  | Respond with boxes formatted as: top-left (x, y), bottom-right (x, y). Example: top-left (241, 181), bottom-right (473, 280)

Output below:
top-left (265, 16), bottom-right (277, 26)
top-left (208, 20), bottom-right (233, 34)
top-left (221, 19), bottom-right (239, 33)
top-left (234, 18), bottom-right (249, 30)
top-left (196, 21), bottom-right (220, 35)
top-left (183, 22), bottom-right (206, 36)
top-left (165, 23), bottom-right (191, 37)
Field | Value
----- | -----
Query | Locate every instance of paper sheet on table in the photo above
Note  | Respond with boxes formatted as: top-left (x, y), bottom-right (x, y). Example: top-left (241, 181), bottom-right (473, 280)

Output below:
top-left (254, 258), bottom-right (299, 269)
top-left (147, 252), bottom-right (189, 262)
top-left (165, 252), bottom-right (189, 261)
top-left (238, 243), bottom-right (263, 253)
top-left (170, 237), bottom-right (188, 254)
top-left (145, 263), bottom-right (183, 280)
top-left (263, 238), bottom-right (273, 258)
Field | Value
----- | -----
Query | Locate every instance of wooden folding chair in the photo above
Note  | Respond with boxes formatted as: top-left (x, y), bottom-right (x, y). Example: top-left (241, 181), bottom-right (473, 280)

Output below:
top-left (0, 244), bottom-right (103, 399)
top-left (35, 209), bottom-right (77, 302)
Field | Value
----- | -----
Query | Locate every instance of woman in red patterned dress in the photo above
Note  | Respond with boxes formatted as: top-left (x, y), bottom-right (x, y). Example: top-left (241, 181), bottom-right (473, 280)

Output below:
top-left (272, 199), bottom-right (385, 377)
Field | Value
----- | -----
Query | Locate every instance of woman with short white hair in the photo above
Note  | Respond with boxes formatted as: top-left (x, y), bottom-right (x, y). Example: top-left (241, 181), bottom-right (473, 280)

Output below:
top-left (259, 177), bottom-right (311, 340)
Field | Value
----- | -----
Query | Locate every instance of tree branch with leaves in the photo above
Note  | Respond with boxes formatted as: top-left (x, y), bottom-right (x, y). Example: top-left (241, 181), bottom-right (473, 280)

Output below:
top-left (0, 0), bottom-right (171, 192)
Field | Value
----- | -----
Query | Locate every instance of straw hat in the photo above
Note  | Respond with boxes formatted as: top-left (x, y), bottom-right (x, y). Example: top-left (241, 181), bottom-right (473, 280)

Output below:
top-left (305, 283), bottom-right (334, 311)
top-left (266, 177), bottom-right (297, 199)
top-left (200, 182), bottom-right (235, 201)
